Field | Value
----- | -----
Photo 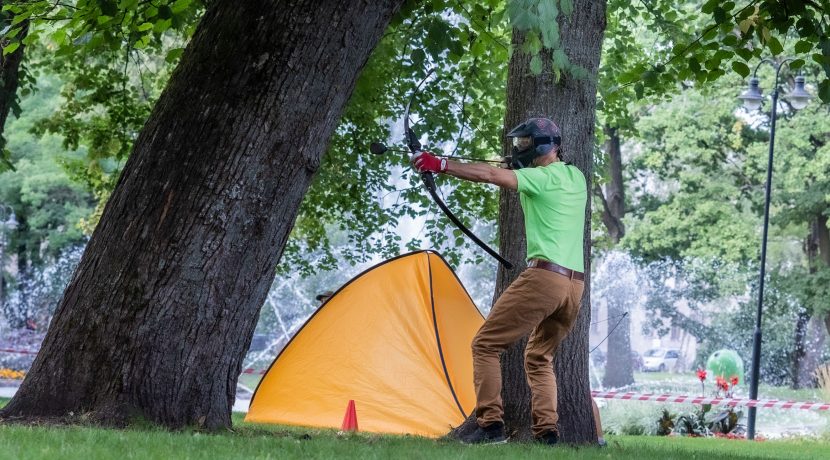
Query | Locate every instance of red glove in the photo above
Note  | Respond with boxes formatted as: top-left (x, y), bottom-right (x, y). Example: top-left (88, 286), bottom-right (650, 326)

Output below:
top-left (411, 151), bottom-right (447, 173)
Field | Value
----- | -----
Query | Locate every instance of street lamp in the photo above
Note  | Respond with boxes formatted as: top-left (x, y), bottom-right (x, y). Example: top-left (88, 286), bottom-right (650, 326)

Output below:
top-left (737, 58), bottom-right (812, 441)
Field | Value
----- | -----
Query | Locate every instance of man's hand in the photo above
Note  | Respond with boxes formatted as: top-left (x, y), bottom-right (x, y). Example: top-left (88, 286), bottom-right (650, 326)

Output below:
top-left (411, 151), bottom-right (447, 173)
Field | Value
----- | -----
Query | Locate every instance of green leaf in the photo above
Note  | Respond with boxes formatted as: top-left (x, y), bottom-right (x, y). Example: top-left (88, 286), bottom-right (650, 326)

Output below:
top-left (552, 48), bottom-right (568, 70)
top-left (713, 7), bottom-right (727, 24)
top-left (171, 0), bottom-right (193, 14)
top-left (410, 48), bottom-right (425, 67)
top-left (642, 70), bottom-right (657, 86)
top-left (137, 22), bottom-right (154, 32)
top-left (634, 82), bottom-right (644, 99)
top-left (618, 71), bottom-right (640, 84)
top-left (99, 0), bottom-right (118, 17)
top-left (819, 79), bottom-right (830, 104)
top-left (5, 26), bottom-right (23, 39)
top-left (767, 36), bottom-right (783, 56)
top-left (529, 54), bottom-right (543, 75)
top-left (165, 48), bottom-right (185, 63)
top-left (703, 28), bottom-right (718, 41)
top-left (540, 21), bottom-right (560, 49)
top-left (158, 5), bottom-right (173, 19)
top-left (701, 0), bottom-right (719, 14)
top-left (2, 41), bottom-right (20, 55)
top-left (521, 33), bottom-right (542, 55)
top-left (154, 18), bottom-right (173, 34)
top-left (789, 59), bottom-right (805, 70)
top-left (731, 61), bottom-right (750, 77)
top-left (735, 48), bottom-right (753, 61)
top-left (10, 10), bottom-right (31, 26)
top-left (795, 17), bottom-right (815, 37)
top-left (794, 40), bottom-right (813, 54)
top-left (50, 28), bottom-right (67, 46)
top-left (722, 35), bottom-right (738, 47)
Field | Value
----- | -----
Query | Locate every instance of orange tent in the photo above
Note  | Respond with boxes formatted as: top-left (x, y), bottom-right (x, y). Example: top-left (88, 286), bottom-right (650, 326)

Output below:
top-left (245, 251), bottom-right (483, 437)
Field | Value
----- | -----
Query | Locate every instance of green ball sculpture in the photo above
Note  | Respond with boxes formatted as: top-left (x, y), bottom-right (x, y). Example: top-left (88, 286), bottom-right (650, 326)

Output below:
top-left (706, 349), bottom-right (744, 385)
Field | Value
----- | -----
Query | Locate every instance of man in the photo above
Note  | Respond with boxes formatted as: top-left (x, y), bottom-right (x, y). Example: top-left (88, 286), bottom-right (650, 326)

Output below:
top-left (412, 118), bottom-right (586, 445)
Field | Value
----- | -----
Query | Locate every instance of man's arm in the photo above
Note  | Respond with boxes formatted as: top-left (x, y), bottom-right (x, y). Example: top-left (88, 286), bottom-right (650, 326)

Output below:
top-left (412, 151), bottom-right (518, 189)
top-left (444, 160), bottom-right (517, 190)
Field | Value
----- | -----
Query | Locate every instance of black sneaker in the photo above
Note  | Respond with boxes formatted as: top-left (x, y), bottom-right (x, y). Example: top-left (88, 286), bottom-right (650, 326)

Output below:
top-left (535, 430), bottom-right (560, 445)
top-left (461, 422), bottom-right (507, 444)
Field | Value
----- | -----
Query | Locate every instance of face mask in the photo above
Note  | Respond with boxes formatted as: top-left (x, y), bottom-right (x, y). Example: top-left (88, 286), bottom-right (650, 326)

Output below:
top-left (512, 136), bottom-right (533, 151)
top-left (508, 136), bottom-right (556, 169)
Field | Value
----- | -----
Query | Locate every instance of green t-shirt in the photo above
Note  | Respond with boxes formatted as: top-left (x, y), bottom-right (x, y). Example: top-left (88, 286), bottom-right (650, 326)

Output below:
top-left (514, 162), bottom-right (586, 272)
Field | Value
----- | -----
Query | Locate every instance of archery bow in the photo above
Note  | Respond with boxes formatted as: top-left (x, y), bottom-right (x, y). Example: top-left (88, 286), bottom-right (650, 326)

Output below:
top-left (403, 69), bottom-right (513, 269)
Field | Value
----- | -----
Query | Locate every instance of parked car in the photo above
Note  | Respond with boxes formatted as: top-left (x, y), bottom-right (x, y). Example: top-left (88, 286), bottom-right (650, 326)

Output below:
top-left (642, 348), bottom-right (681, 372)
top-left (631, 350), bottom-right (644, 372)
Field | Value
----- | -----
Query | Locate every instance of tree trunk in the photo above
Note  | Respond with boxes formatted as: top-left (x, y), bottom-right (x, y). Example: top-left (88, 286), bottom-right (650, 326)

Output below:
top-left (792, 308), bottom-right (811, 389)
top-left (598, 125), bottom-right (633, 389)
top-left (455, 1), bottom-right (606, 443)
top-left (793, 215), bottom-right (830, 388)
top-left (597, 126), bottom-right (625, 244)
top-left (798, 315), bottom-right (827, 387)
top-left (817, 215), bottom-right (830, 338)
top-left (0, 4), bottom-right (27, 145)
top-left (1, 0), bottom-right (403, 429)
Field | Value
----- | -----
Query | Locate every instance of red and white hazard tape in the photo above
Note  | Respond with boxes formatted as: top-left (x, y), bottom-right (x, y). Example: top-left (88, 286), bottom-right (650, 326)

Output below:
top-left (240, 368), bottom-right (267, 375)
top-left (591, 390), bottom-right (830, 411)
top-left (0, 348), bottom-right (39, 355)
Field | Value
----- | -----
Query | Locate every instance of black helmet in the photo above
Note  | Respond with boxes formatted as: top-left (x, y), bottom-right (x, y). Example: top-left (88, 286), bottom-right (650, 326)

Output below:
top-left (506, 118), bottom-right (562, 169)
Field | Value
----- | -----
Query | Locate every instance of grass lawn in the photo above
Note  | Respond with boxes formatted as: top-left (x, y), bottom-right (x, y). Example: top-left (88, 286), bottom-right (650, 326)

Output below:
top-left (0, 411), bottom-right (828, 460)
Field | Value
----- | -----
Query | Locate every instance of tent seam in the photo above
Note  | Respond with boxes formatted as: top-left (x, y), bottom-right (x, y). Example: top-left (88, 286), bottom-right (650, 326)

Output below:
top-left (427, 253), bottom-right (467, 419)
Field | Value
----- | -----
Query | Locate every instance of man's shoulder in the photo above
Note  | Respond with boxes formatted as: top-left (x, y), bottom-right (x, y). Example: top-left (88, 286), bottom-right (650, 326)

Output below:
top-left (543, 163), bottom-right (585, 184)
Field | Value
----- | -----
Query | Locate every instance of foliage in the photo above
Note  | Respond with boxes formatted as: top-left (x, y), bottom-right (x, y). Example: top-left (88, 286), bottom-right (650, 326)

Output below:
top-left (284, 0), bottom-right (511, 271)
top-left (622, 56), bottom-right (830, 364)
top-left (670, 404), bottom-right (744, 437)
top-left (1, 0), bottom-right (199, 204)
top-left (694, 273), bottom-right (820, 386)
top-left (506, 0), bottom-right (590, 80)
top-left (1, 1), bottom-right (201, 58)
top-left (613, 0), bottom-right (830, 104)
top-left (0, 76), bottom-right (93, 268)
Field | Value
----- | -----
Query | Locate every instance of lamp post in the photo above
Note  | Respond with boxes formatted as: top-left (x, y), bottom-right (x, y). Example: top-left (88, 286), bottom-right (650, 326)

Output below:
top-left (737, 58), bottom-right (812, 440)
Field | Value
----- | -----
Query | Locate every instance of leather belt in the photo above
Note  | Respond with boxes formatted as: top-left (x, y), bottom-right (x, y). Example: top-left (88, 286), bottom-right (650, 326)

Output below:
top-left (527, 258), bottom-right (584, 281)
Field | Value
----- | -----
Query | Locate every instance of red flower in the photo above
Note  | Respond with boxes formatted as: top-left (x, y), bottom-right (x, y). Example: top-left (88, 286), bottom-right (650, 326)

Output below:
top-left (730, 376), bottom-right (739, 387)
top-left (715, 376), bottom-right (729, 391)
top-left (697, 368), bottom-right (707, 381)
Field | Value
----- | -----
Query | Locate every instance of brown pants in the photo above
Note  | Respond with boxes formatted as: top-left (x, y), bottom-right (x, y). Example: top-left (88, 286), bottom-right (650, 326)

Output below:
top-left (471, 267), bottom-right (584, 437)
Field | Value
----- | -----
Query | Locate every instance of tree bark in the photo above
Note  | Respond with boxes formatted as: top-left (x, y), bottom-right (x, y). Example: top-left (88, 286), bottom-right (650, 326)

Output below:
top-left (455, 1), bottom-right (606, 443)
top-left (792, 308), bottom-right (811, 389)
top-left (793, 215), bottom-right (830, 388)
top-left (598, 125), bottom-right (633, 389)
top-left (0, 4), bottom-right (27, 144)
top-left (597, 126), bottom-right (625, 244)
top-left (1, 0), bottom-right (403, 429)
top-left (817, 215), bottom-right (830, 338)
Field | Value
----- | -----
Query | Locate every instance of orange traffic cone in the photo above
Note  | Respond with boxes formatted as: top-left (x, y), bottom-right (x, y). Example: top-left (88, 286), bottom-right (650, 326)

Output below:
top-left (340, 400), bottom-right (358, 432)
